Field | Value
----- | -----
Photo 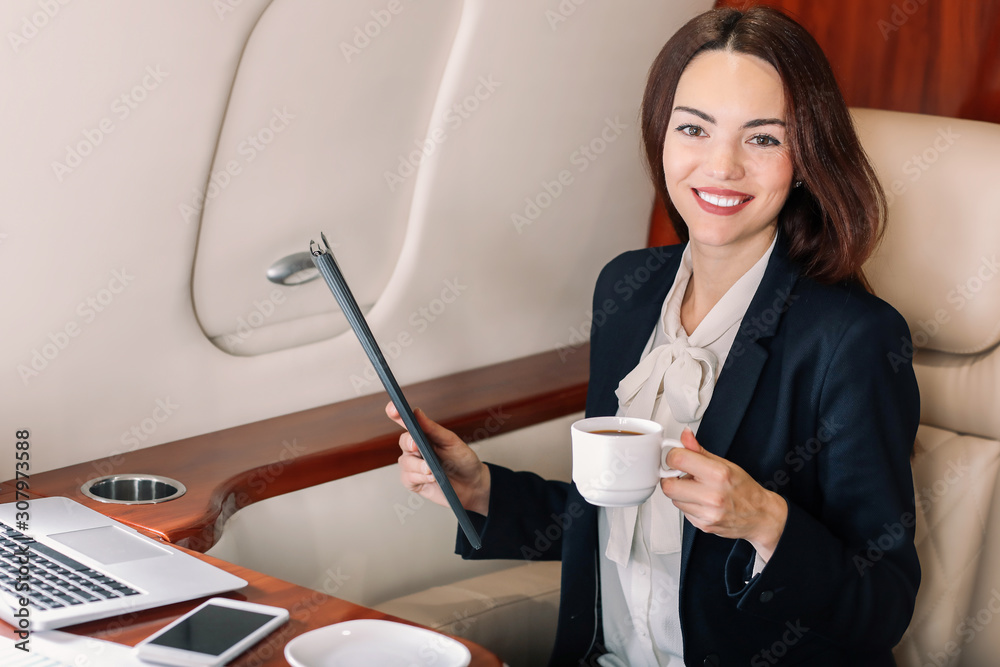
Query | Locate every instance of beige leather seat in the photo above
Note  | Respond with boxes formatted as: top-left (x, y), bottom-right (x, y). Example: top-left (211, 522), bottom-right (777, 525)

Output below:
top-left (855, 108), bottom-right (1000, 667)
top-left (379, 109), bottom-right (1000, 666)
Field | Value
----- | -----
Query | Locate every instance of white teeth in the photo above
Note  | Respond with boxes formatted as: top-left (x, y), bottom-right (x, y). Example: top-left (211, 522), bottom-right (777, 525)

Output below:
top-left (696, 190), bottom-right (750, 207)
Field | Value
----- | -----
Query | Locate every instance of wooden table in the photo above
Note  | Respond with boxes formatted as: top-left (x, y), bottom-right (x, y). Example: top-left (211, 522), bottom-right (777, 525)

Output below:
top-left (68, 546), bottom-right (501, 666)
top-left (0, 533), bottom-right (502, 665)
top-left (1, 345), bottom-right (590, 665)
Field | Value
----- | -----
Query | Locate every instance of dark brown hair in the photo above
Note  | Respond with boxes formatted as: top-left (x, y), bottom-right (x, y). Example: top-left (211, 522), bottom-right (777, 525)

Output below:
top-left (641, 7), bottom-right (885, 288)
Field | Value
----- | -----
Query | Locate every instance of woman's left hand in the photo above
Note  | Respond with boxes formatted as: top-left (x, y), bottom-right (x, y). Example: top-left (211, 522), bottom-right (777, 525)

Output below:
top-left (660, 429), bottom-right (788, 561)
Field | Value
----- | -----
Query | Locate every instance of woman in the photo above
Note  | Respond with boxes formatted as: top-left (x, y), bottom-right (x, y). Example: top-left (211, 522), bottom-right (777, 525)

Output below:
top-left (388, 7), bottom-right (920, 666)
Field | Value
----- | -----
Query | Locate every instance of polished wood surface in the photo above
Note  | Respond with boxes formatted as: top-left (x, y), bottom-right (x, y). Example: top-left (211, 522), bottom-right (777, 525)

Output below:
top-left (0, 345), bottom-right (588, 664)
top-left (0, 341), bottom-right (593, 667)
top-left (712, 0), bottom-right (1000, 122)
top-left (647, 195), bottom-right (682, 248)
top-left (0, 531), bottom-right (501, 666)
top-left (0, 346), bottom-right (576, 667)
top-left (65, 546), bottom-right (501, 667)
top-left (17, 345), bottom-right (589, 552)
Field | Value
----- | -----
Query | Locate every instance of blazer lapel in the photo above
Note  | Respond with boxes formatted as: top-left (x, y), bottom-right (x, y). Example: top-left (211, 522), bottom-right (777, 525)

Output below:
top-left (588, 246), bottom-right (684, 417)
top-left (612, 287), bottom-right (675, 387)
top-left (680, 233), bottom-right (800, 579)
top-left (695, 233), bottom-right (799, 459)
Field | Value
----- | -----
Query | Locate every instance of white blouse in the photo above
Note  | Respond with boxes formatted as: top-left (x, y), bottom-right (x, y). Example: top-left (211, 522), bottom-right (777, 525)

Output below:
top-left (598, 236), bottom-right (775, 667)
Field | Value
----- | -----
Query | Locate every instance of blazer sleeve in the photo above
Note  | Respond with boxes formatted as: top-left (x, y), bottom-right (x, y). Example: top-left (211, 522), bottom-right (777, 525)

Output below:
top-left (455, 247), bottom-right (678, 562)
top-left (724, 303), bottom-right (921, 651)
top-left (456, 463), bottom-right (578, 561)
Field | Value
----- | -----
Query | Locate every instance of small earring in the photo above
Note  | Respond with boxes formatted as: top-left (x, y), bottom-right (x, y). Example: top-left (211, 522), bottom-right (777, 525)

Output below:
top-left (794, 180), bottom-right (803, 188)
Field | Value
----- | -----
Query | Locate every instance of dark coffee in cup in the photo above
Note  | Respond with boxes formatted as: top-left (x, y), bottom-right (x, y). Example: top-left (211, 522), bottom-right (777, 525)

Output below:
top-left (587, 429), bottom-right (642, 436)
top-left (572, 416), bottom-right (684, 507)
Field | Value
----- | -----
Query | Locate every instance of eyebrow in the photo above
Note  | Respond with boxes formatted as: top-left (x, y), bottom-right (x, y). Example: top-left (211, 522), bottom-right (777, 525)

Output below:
top-left (673, 106), bottom-right (785, 129)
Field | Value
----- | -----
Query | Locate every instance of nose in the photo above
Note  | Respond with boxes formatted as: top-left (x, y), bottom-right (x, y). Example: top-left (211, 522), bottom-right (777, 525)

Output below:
top-left (702, 139), bottom-right (744, 181)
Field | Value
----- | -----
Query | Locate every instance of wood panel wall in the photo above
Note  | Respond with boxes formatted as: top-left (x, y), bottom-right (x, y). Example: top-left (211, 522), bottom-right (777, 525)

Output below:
top-left (648, 0), bottom-right (1000, 246)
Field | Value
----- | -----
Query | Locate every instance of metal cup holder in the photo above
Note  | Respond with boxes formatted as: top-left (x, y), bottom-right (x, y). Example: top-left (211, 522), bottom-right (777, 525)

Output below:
top-left (81, 474), bottom-right (186, 505)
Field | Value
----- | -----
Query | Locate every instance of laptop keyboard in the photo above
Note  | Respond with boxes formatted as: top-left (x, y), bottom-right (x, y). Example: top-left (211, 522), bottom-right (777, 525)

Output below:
top-left (0, 522), bottom-right (140, 610)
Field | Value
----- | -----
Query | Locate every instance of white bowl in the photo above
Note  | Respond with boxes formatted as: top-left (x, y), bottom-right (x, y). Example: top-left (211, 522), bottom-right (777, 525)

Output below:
top-left (284, 619), bottom-right (472, 667)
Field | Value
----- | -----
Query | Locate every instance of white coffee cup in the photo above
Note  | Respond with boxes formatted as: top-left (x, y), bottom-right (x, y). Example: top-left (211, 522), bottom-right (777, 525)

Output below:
top-left (571, 416), bottom-right (684, 507)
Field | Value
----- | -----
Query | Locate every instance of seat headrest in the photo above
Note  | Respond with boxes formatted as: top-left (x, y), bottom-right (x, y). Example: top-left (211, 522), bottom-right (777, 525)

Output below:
top-left (854, 108), bottom-right (1000, 355)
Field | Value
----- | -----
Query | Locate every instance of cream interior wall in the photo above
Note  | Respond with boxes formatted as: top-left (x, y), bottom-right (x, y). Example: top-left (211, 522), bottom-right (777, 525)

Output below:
top-left (2, 0), bottom-right (711, 604)
top-left (1, 0), bottom-right (709, 479)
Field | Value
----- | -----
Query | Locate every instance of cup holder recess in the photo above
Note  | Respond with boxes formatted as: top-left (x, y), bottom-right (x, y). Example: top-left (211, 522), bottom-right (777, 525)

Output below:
top-left (81, 474), bottom-right (186, 505)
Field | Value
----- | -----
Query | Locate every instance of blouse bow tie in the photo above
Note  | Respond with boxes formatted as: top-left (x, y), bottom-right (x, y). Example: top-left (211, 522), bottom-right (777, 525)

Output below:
top-left (615, 336), bottom-right (719, 425)
top-left (605, 336), bottom-right (719, 566)
top-left (604, 238), bottom-right (774, 568)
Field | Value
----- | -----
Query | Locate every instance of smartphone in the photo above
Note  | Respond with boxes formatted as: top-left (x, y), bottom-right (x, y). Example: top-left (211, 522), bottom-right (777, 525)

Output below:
top-left (135, 597), bottom-right (290, 666)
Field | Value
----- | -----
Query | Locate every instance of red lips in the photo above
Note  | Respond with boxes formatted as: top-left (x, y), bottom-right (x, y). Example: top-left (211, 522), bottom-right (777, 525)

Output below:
top-left (691, 188), bottom-right (754, 216)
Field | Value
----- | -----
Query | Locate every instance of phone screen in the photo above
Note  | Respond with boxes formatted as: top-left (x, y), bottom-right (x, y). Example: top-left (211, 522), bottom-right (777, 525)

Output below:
top-left (148, 604), bottom-right (277, 656)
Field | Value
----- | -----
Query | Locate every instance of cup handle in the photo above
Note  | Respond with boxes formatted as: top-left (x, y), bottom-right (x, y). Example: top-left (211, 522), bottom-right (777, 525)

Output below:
top-left (659, 438), bottom-right (684, 478)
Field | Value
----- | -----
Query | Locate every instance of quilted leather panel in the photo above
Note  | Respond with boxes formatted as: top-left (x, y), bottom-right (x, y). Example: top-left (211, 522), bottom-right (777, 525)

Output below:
top-left (894, 425), bottom-right (1000, 666)
top-left (856, 109), bottom-right (1000, 356)
top-left (913, 347), bottom-right (1000, 443)
top-left (376, 560), bottom-right (562, 666)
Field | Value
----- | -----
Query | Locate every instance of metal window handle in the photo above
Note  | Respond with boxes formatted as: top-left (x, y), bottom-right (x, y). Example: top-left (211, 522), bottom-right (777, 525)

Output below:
top-left (267, 251), bottom-right (320, 285)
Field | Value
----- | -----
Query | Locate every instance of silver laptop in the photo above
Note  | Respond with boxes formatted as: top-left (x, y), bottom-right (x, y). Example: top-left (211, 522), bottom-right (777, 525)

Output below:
top-left (0, 496), bottom-right (246, 630)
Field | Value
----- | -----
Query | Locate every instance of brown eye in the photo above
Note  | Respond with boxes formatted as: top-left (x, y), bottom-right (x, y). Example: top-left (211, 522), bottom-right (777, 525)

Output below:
top-left (750, 134), bottom-right (780, 147)
top-left (676, 124), bottom-right (705, 137)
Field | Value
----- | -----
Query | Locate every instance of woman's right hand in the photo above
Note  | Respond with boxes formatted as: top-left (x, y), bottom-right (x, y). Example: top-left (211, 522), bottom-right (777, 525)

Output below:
top-left (386, 402), bottom-right (492, 516)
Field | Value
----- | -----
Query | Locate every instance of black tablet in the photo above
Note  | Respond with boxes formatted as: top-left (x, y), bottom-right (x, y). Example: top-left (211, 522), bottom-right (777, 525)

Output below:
top-left (310, 234), bottom-right (482, 550)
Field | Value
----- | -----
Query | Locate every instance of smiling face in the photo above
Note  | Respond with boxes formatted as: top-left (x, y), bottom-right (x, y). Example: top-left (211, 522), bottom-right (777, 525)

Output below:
top-left (663, 50), bottom-right (794, 257)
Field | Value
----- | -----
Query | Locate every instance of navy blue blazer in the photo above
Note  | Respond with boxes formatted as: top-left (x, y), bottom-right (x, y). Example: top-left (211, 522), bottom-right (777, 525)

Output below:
top-left (458, 234), bottom-right (920, 666)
